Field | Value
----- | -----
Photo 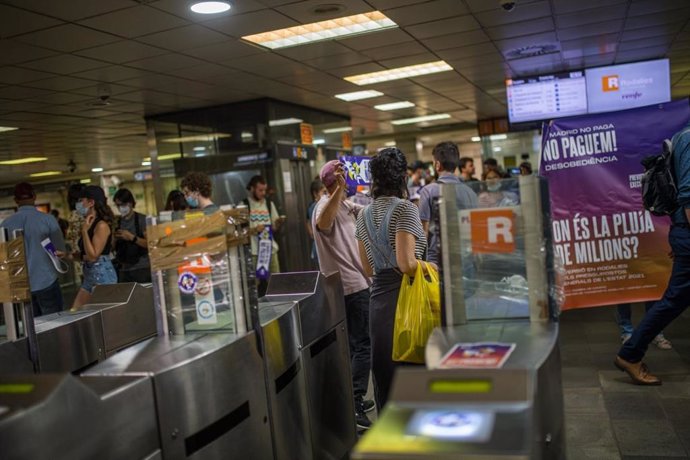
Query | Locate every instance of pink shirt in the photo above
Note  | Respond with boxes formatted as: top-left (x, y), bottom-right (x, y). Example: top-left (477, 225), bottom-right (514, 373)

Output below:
top-left (312, 195), bottom-right (370, 296)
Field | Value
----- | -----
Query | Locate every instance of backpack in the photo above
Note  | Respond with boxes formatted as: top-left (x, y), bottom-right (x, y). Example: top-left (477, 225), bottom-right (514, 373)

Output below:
top-left (641, 131), bottom-right (690, 216)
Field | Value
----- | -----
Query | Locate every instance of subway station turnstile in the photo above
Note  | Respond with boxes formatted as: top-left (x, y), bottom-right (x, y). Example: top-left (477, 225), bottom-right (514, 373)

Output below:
top-left (353, 321), bottom-right (563, 459)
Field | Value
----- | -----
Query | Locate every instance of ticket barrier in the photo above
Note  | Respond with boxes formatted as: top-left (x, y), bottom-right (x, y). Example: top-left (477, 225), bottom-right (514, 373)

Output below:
top-left (353, 321), bottom-right (564, 459)
top-left (83, 331), bottom-right (273, 460)
top-left (0, 373), bottom-right (161, 460)
top-left (263, 271), bottom-right (356, 460)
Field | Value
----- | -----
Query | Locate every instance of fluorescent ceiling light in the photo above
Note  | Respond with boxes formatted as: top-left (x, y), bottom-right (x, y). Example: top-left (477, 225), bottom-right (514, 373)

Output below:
top-left (161, 133), bottom-right (230, 143)
top-left (143, 153), bottom-right (182, 162)
top-left (269, 118), bottom-right (303, 127)
top-left (471, 136), bottom-right (481, 142)
top-left (242, 11), bottom-right (397, 50)
top-left (141, 161), bottom-right (152, 166)
top-left (0, 157), bottom-right (48, 165)
top-left (29, 171), bottom-right (61, 178)
top-left (493, 147), bottom-right (502, 152)
top-left (391, 114), bottom-right (451, 125)
top-left (335, 90), bottom-right (383, 101)
top-left (375, 101), bottom-right (415, 111)
top-left (0, 126), bottom-right (19, 133)
top-left (313, 138), bottom-right (326, 145)
top-left (80, 178), bottom-right (91, 184)
top-left (384, 141), bottom-right (396, 147)
top-left (489, 134), bottom-right (507, 140)
top-left (91, 167), bottom-right (104, 172)
top-left (190, 1), bottom-right (231, 14)
top-left (323, 126), bottom-right (352, 134)
top-left (193, 146), bottom-right (206, 151)
top-left (345, 61), bottom-right (453, 86)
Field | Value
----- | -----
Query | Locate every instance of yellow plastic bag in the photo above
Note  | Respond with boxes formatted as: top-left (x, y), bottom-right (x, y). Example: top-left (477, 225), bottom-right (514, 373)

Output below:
top-left (392, 262), bottom-right (441, 364)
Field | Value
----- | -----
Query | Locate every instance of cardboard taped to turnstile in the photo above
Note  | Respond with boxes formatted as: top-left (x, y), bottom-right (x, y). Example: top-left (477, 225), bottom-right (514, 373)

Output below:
top-left (0, 238), bottom-right (31, 302)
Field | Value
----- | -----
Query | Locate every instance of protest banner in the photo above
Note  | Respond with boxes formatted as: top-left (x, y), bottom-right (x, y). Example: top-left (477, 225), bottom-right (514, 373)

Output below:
top-left (540, 99), bottom-right (690, 309)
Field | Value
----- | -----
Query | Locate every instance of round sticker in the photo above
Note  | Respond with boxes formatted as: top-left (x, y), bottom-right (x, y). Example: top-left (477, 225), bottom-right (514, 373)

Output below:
top-left (178, 271), bottom-right (198, 294)
top-left (195, 278), bottom-right (212, 296)
top-left (196, 300), bottom-right (214, 319)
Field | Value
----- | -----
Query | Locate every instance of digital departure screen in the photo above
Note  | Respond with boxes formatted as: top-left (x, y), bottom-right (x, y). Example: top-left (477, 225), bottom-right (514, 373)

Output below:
top-left (429, 379), bottom-right (493, 394)
top-left (506, 71), bottom-right (587, 123)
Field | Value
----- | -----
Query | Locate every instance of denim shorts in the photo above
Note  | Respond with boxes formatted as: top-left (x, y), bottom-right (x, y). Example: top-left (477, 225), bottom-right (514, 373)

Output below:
top-left (82, 256), bottom-right (118, 294)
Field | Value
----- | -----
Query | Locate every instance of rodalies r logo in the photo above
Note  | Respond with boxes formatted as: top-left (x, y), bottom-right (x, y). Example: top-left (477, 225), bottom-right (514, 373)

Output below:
top-left (602, 75), bottom-right (619, 92)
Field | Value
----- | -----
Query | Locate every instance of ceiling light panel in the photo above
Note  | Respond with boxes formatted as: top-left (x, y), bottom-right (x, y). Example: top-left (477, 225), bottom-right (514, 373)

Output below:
top-left (335, 90), bottom-right (384, 101)
top-left (323, 126), bottom-right (352, 134)
top-left (391, 114), bottom-right (451, 125)
top-left (161, 133), bottom-right (231, 143)
top-left (0, 126), bottom-right (19, 133)
top-left (242, 11), bottom-right (397, 50)
top-left (375, 101), bottom-right (415, 111)
top-left (0, 157), bottom-right (48, 165)
top-left (268, 118), bottom-right (303, 127)
top-left (345, 61), bottom-right (453, 85)
top-left (29, 171), bottom-right (62, 177)
top-left (190, 2), bottom-right (232, 14)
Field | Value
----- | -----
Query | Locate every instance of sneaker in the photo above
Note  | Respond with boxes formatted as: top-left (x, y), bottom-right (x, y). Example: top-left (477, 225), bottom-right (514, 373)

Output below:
top-left (653, 334), bottom-right (672, 350)
top-left (356, 410), bottom-right (372, 430)
top-left (621, 333), bottom-right (632, 344)
top-left (362, 399), bottom-right (376, 413)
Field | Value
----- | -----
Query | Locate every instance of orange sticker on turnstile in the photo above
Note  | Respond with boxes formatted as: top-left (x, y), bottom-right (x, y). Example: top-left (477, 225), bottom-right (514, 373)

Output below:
top-left (470, 209), bottom-right (515, 254)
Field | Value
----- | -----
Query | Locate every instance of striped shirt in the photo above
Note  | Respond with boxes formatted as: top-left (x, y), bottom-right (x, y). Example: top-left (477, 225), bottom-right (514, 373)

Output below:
top-left (355, 196), bottom-right (426, 271)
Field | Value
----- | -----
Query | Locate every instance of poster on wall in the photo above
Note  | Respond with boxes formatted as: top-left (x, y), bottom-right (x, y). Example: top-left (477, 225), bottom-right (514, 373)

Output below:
top-left (540, 99), bottom-right (690, 310)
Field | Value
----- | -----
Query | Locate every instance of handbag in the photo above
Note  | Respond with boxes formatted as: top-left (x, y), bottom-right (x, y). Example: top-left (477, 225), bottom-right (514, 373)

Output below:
top-left (392, 261), bottom-right (441, 364)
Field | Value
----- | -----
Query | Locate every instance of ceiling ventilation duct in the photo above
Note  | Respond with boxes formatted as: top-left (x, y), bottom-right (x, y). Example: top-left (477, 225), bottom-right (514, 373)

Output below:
top-left (505, 44), bottom-right (559, 60)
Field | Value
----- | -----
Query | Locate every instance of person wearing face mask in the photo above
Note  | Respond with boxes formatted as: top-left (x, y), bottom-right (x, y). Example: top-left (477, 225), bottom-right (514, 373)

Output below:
top-left (113, 188), bottom-right (151, 283)
top-left (478, 169), bottom-right (520, 208)
top-left (180, 172), bottom-right (219, 215)
top-left (70, 185), bottom-right (117, 310)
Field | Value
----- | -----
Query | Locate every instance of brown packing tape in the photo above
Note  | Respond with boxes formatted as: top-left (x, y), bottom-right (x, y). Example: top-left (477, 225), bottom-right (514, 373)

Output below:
top-left (150, 234), bottom-right (228, 272)
top-left (148, 211), bottom-right (227, 248)
top-left (0, 238), bottom-right (31, 303)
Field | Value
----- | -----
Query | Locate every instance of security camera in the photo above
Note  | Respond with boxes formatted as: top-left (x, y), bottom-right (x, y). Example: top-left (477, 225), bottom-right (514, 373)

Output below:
top-left (500, 0), bottom-right (516, 11)
top-left (68, 160), bottom-right (77, 173)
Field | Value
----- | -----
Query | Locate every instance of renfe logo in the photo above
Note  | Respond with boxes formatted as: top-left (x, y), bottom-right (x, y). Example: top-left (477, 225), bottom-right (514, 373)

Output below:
top-left (470, 209), bottom-right (515, 254)
top-left (602, 75), bottom-right (619, 92)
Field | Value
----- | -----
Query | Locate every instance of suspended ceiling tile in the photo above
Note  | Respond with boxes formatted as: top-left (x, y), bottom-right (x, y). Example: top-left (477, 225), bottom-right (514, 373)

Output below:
top-left (222, 53), bottom-right (306, 77)
top-left (14, 24), bottom-right (120, 53)
top-left (486, 17), bottom-right (554, 41)
top-left (20, 54), bottom-right (109, 74)
top-left (0, 41), bottom-right (57, 66)
top-left (422, 30), bottom-right (491, 52)
top-left (625, 9), bottom-right (690, 29)
top-left (614, 46), bottom-right (670, 64)
top-left (618, 36), bottom-right (673, 52)
top-left (560, 34), bottom-right (619, 57)
top-left (552, 0), bottom-right (627, 15)
top-left (183, 40), bottom-right (266, 62)
top-left (79, 6), bottom-right (189, 38)
top-left (275, 0), bottom-right (374, 22)
top-left (361, 42), bottom-right (427, 61)
top-left (465, 0), bottom-right (543, 13)
top-left (124, 54), bottom-right (208, 72)
top-left (0, 4), bottom-right (62, 38)
top-left (474, 1), bottom-right (552, 28)
top-left (24, 76), bottom-right (97, 91)
top-left (0, 67), bottom-right (55, 85)
top-left (303, 51), bottom-right (373, 70)
top-left (75, 40), bottom-right (168, 64)
top-left (364, 0), bottom-right (428, 9)
top-left (383, 0), bottom-right (469, 27)
top-left (70, 65), bottom-right (150, 83)
top-left (556, 6), bottom-right (626, 29)
top-left (203, 9), bottom-right (298, 38)
top-left (494, 31), bottom-right (558, 54)
top-left (378, 52), bottom-right (443, 70)
top-left (275, 41), bottom-right (353, 61)
top-left (559, 20), bottom-right (624, 41)
top-left (628, 0), bottom-right (690, 16)
top-left (436, 43), bottom-right (502, 63)
top-left (328, 62), bottom-right (387, 78)
top-left (137, 25), bottom-right (230, 52)
top-left (171, 63), bottom-right (242, 81)
top-left (0, 100), bottom-right (48, 112)
top-left (621, 22), bottom-right (686, 42)
top-left (405, 15), bottom-right (481, 40)
top-left (3, 0), bottom-right (134, 21)
top-left (337, 27), bottom-right (414, 50)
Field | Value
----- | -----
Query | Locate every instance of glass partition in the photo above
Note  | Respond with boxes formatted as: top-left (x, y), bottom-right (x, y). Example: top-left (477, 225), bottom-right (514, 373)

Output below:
top-left (438, 175), bottom-right (559, 325)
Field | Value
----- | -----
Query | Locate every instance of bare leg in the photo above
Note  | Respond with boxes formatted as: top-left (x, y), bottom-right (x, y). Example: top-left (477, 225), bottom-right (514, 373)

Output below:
top-left (71, 288), bottom-right (92, 311)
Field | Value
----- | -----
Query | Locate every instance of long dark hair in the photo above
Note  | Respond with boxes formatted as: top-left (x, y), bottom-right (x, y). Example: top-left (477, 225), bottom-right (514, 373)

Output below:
top-left (369, 148), bottom-right (408, 199)
top-left (165, 190), bottom-right (188, 211)
top-left (68, 183), bottom-right (84, 211)
top-left (93, 200), bottom-right (115, 226)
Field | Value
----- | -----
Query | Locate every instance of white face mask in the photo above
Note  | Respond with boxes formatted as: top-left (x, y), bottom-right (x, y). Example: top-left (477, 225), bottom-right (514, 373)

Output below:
top-left (118, 205), bottom-right (131, 216)
top-left (487, 183), bottom-right (501, 192)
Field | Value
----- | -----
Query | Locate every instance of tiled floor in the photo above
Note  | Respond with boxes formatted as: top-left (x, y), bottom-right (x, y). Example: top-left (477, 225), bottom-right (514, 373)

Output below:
top-left (561, 304), bottom-right (690, 459)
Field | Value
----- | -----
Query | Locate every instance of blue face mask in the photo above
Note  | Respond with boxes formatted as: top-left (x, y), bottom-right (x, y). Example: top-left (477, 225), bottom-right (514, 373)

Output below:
top-left (76, 201), bottom-right (89, 217)
top-left (186, 195), bottom-right (199, 208)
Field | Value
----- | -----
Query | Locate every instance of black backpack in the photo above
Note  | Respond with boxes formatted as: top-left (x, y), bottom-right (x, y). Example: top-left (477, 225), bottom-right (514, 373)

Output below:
top-left (641, 139), bottom-right (679, 216)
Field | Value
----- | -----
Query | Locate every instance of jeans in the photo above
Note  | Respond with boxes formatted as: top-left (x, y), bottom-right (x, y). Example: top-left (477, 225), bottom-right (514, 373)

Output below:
top-left (31, 278), bottom-right (64, 317)
top-left (344, 288), bottom-right (372, 401)
top-left (619, 225), bottom-right (690, 362)
top-left (119, 267), bottom-right (152, 284)
top-left (82, 256), bottom-right (118, 294)
top-left (615, 301), bottom-right (655, 335)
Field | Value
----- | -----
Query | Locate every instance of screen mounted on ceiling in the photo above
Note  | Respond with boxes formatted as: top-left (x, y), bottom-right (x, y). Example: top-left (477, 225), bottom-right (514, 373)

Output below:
top-left (585, 58), bottom-right (670, 114)
top-left (506, 71), bottom-right (588, 124)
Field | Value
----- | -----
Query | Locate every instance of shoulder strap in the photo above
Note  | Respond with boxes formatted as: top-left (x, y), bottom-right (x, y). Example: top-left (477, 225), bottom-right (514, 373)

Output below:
top-left (133, 212), bottom-right (141, 236)
top-left (242, 198), bottom-right (250, 209)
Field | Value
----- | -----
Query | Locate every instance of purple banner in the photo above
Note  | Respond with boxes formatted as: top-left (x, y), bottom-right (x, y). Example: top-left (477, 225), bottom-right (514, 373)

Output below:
top-left (540, 99), bottom-right (690, 309)
top-left (341, 155), bottom-right (370, 196)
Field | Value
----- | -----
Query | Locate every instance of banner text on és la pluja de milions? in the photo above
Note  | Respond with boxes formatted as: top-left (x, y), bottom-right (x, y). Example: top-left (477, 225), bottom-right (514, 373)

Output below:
top-left (552, 211), bottom-right (656, 266)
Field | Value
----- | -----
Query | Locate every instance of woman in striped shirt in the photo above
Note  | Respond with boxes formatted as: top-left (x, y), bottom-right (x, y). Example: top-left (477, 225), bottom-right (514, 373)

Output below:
top-left (355, 147), bottom-right (435, 410)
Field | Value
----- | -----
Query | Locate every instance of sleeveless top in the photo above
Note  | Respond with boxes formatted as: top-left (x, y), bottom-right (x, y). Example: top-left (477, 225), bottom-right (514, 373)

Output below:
top-left (78, 216), bottom-right (112, 257)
